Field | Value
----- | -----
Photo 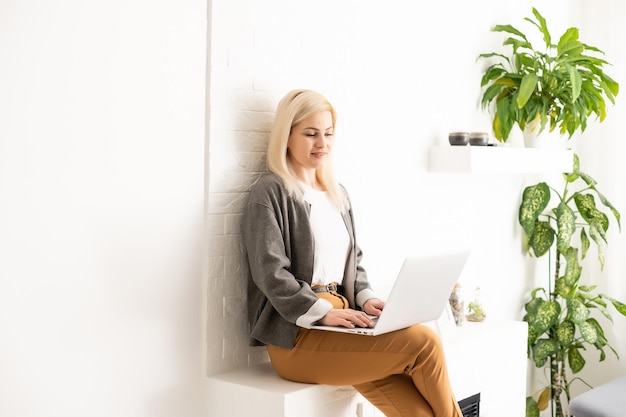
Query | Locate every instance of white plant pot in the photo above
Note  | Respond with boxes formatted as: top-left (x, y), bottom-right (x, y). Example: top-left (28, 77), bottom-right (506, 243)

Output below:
top-left (522, 119), bottom-right (568, 149)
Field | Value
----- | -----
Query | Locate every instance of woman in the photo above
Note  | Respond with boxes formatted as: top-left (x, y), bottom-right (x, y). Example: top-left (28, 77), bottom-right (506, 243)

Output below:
top-left (242, 89), bottom-right (462, 417)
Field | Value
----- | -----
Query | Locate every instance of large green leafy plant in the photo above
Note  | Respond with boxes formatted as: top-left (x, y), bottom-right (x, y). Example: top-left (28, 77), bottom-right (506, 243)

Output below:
top-left (478, 8), bottom-right (619, 142)
top-left (519, 154), bottom-right (626, 417)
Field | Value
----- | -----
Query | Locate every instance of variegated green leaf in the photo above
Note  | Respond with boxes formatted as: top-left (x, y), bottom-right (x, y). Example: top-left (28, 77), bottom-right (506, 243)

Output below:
top-left (568, 298), bottom-right (589, 324)
top-left (580, 320), bottom-right (598, 344)
top-left (519, 182), bottom-right (551, 236)
top-left (563, 247), bottom-right (581, 286)
top-left (575, 193), bottom-right (609, 232)
top-left (578, 170), bottom-right (597, 188)
top-left (578, 171), bottom-right (623, 231)
top-left (530, 221), bottom-right (555, 257)
top-left (532, 301), bottom-right (561, 335)
top-left (533, 355), bottom-right (548, 368)
top-left (526, 325), bottom-right (538, 351)
top-left (524, 296), bottom-right (544, 333)
top-left (595, 190), bottom-right (622, 232)
top-left (568, 346), bottom-right (586, 373)
top-left (556, 202), bottom-right (575, 253)
top-left (608, 296), bottom-right (626, 317)
top-left (587, 318), bottom-right (607, 346)
top-left (562, 153), bottom-right (580, 183)
top-left (556, 320), bottom-right (575, 346)
top-left (533, 338), bottom-right (559, 363)
top-left (580, 291), bottom-right (608, 310)
top-left (580, 228), bottom-right (590, 260)
top-left (589, 222), bottom-right (607, 270)
top-left (555, 277), bottom-right (571, 298)
top-left (587, 295), bottom-right (612, 321)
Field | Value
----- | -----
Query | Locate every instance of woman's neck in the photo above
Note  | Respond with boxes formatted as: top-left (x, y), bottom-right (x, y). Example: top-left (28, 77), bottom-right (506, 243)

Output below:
top-left (294, 169), bottom-right (323, 191)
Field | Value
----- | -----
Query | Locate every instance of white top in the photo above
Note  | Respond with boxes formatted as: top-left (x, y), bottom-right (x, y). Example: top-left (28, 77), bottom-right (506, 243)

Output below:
top-left (299, 182), bottom-right (350, 286)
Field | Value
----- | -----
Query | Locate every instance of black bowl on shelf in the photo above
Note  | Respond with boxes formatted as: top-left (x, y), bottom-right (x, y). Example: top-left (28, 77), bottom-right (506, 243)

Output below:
top-left (449, 132), bottom-right (469, 146)
top-left (469, 132), bottom-right (489, 146)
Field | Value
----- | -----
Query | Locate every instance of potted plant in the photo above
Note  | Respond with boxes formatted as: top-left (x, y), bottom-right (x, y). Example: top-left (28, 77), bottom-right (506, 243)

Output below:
top-left (478, 8), bottom-right (619, 144)
top-left (519, 153), bottom-right (626, 417)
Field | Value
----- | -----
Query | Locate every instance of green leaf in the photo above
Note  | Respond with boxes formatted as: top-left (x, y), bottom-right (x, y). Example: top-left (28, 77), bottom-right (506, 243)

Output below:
top-left (568, 64), bottom-right (583, 102)
top-left (533, 301), bottom-right (561, 335)
top-left (578, 170), bottom-right (597, 187)
top-left (556, 202), bottom-right (576, 253)
top-left (533, 338), bottom-right (559, 364)
top-left (530, 221), bottom-right (556, 257)
top-left (591, 188), bottom-right (622, 232)
top-left (519, 182), bottom-right (551, 236)
top-left (589, 222), bottom-right (607, 270)
top-left (526, 325), bottom-right (539, 351)
top-left (526, 397), bottom-right (540, 417)
top-left (563, 247), bottom-right (582, 286)
top-left (568, 298), bottom-right (590, 324)
top-left (587, 317), bottom-right (608, 346)
top-left (518, 73), bottom-right (539, 108)
top-left (607, 297), bottom-right (626, 317)
top-left (492, 24), bottom-right (529, 43)
top-left (580, 320), bottom-right (599, 344)
top-left (568, 346), bottom-right (586, 373)
top-left (556, 320), bottom-right (575, 346)
top-left (562, 153), bottom-right (580, 184)
top-left (575, 194), bottom-right (609, 232)
top-left (530, 7), bottom-right (551, 48)
top-left (555, 277), bottom-right (571, 298)
top-left (580, 229), bottom-right (590, 260)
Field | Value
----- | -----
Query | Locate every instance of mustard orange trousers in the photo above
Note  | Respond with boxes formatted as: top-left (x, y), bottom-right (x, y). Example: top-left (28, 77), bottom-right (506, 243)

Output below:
top-left (267, 291), bottom-right (462, 417)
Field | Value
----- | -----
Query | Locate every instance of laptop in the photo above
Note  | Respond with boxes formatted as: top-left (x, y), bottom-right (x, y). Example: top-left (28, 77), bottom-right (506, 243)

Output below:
top-left (311, 249), bottom-right (470, 336)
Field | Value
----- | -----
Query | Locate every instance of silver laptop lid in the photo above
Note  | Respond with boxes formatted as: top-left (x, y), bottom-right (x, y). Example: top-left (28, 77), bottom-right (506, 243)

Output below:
top-left (372, 249), bottom-right (470, 335)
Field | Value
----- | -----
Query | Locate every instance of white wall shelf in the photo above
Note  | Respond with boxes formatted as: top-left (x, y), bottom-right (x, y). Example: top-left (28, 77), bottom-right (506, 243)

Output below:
top-left (428, 146), bottom-right (574, 173)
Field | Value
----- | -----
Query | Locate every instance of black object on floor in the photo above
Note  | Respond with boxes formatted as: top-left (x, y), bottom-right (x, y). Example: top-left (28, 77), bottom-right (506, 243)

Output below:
top-left (458, 393), bottom-right (480, 417)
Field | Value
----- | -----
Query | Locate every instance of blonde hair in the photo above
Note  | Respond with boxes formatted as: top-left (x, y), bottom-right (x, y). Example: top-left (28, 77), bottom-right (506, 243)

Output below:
top-left (266, 89), bottom-right (349, 213)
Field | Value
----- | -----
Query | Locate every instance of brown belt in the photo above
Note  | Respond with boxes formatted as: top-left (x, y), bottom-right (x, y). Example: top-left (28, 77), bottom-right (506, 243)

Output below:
top-left (311, 283), bottom-right (343, 294)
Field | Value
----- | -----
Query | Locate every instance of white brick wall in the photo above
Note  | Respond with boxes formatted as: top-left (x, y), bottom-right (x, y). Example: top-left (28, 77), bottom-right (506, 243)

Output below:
top-left (205, 0), bottom-right (362, 375)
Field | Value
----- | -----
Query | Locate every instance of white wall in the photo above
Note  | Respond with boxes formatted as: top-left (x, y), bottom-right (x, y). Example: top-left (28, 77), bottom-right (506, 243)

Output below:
top-left (0, 1), bottom-right (209, 416)
top-left (206, 0), bottom-right (626, 397)
top-left (568, 0), bottom-right (626, 393)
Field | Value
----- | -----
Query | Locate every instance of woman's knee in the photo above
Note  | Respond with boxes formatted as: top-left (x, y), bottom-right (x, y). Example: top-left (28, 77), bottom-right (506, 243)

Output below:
top-left (404, 325), bottom-right (444, 353)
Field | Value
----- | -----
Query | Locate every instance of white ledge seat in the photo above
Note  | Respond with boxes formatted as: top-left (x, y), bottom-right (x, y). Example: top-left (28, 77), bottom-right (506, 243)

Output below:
top-left (207, 362), bottom-right (358, 417)
top-left (569, 376), bottom-right (626, 417)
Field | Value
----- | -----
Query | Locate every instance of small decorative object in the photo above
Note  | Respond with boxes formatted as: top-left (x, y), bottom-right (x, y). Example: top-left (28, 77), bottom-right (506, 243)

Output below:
top-left (448, 132), bottom-right (469, 146)
top-left (467, 287), bottom-right (486, 322)
top-left (448, 282), bottom-right (464, 326)
top-left (469, 132), bottom-right (489, 146)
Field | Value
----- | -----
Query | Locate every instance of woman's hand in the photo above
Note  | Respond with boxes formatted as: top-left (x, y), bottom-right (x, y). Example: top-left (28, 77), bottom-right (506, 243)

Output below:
top-left (318, 309), bottom-right (375, 328)
top-left (363, 298), bottom-right (385, 317)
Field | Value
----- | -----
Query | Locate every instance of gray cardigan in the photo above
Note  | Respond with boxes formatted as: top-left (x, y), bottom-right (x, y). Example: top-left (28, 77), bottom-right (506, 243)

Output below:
top-left (242, 173), bottom-right (374, 348)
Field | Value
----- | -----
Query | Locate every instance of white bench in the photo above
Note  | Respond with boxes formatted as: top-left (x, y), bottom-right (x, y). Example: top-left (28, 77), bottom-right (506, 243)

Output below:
top-left (207, 362), bottom-right (364, 417)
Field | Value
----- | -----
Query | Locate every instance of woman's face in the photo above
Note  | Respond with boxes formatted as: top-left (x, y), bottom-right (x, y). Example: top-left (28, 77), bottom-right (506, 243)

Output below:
top-left (286, 110), bottom-right (334, 177)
